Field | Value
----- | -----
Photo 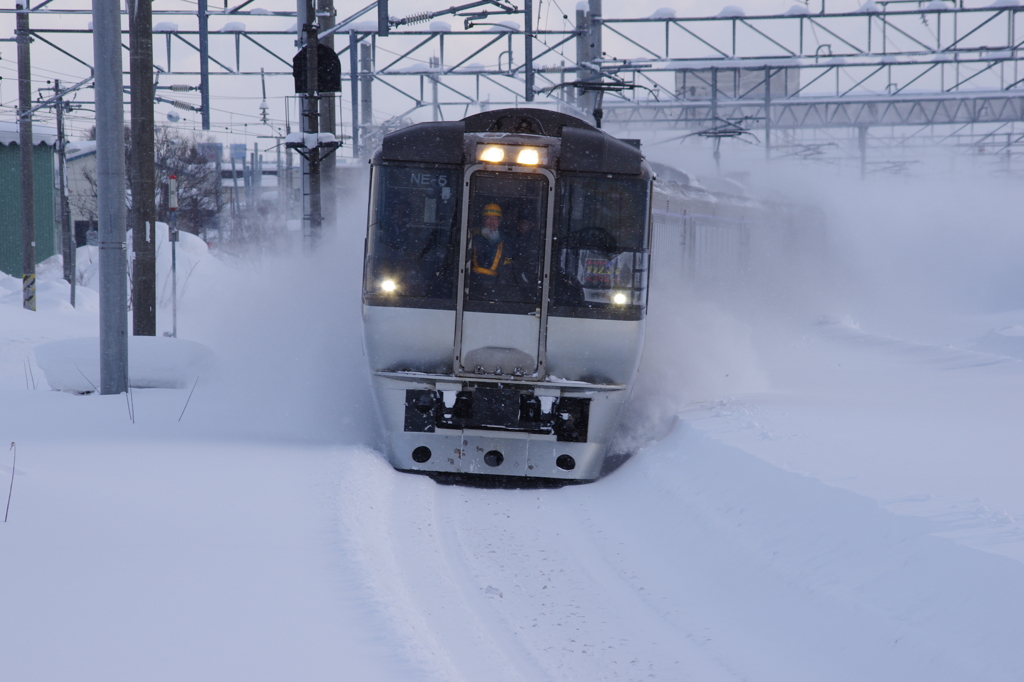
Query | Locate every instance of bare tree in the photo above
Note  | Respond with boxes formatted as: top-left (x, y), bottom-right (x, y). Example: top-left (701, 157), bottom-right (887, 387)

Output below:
top-left (151, 127), bottom-right (221, 236)
top-left (82, 125), bottom-right (221, 237)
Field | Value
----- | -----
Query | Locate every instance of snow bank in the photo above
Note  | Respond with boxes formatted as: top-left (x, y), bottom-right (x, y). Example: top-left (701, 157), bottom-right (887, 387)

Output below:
top-left (970, 324), bottom-right (1024, 359)
top-left (1, 262), bottom-right (99, 313)
top-left (35, 336), bottom-right (215, 392)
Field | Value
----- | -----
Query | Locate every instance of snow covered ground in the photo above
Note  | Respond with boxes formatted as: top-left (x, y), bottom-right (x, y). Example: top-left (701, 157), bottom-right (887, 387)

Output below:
top-left (2, 167), bottom-right (1024, 681)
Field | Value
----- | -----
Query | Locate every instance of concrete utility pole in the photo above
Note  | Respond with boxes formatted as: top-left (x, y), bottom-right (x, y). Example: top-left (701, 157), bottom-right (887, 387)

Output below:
top-left (574, 0), bottom-right (604, 125)
top-left (129, 0), bottom-right (157, 336)
top-left (302, 0), bottom-right (322, 245)
top-left (54, 80), bottom-right (75, 308)
top-left (764, 66), bottom-right (772, 162)
top-left (360, 43), bottom-right (373, 130)
top-left (588, 0), bottom-right (602, 120)
top-left (318, 0), bottom-right (336, 231)
top-left (198, 0), bottom-right (210, 130)
top-left (430, 56), bottom-right (439, 121)
top-left (16, 1), bottom-right (35, 311)
top-left (93, 0), bottom-right (129, 395)
top-left (284, 103), bottom-right (293, 215)
top-left (524, 0), bottom-right (534, 101)
top-left (575, 5), bottom-right (592, 115)
top-left (349, 30), bottom-right (359, 159)
top-left (168, 174), bottom-right (178, 338)
top-left (377, 0), bottom-right (388, 36)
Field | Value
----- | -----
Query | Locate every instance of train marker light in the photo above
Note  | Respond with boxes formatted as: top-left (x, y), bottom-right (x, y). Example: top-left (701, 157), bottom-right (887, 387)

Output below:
top-left (612, 292), bottom-right (628, 305)
top-left (380, 279), bottom-right (398, 293)
top-left (479, 145), bottom-right (505, 163)
top-left (516, 147), bottom-right (540, 165)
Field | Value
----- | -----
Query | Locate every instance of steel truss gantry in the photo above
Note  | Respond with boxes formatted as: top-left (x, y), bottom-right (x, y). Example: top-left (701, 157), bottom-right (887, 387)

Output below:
top-left (595, 2), bottom-right (1024, 133)
top-left (3, 1), bottom-right (1024, 168)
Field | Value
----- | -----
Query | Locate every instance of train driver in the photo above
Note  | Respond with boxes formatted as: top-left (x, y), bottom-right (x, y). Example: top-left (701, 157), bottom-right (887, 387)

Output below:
top-left (470, 203), bottom-right (514, 295)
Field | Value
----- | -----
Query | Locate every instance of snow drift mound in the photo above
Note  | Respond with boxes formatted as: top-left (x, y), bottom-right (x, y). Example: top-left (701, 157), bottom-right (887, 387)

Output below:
top-left (35, 336), bottom-right (215, 393)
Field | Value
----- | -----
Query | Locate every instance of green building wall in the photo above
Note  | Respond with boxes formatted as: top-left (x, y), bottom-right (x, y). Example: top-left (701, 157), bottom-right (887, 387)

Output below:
top-left (0, 143), bottom-right (56, 277)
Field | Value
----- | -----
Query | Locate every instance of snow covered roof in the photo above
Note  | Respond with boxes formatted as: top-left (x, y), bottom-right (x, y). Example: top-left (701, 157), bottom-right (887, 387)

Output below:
top-left (66, 140), bottom-right (98, 160)
top-left (0, 120), bottom-right (58, 146)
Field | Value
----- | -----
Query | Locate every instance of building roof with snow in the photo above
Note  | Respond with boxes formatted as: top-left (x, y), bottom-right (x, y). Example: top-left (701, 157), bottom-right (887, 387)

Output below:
top-left (0, 121), bottom-right (58, 146)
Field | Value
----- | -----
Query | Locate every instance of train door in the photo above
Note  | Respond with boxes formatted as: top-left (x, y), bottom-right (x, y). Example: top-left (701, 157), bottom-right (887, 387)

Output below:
top-left (454, 167), bottom-right (555, 378)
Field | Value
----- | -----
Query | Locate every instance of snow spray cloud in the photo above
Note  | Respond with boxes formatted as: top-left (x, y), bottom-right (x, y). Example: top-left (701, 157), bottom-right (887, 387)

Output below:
top-left (614, 138), bottom-right (1024, 460)
top-left (744, 149), bottom-right (1024, 340)
top-left (821, 167), bottom-right (1024, 328)
top-left (187, 182), bottom-right (382, 448)
top-left (612, 286), bottom-right (769, 456)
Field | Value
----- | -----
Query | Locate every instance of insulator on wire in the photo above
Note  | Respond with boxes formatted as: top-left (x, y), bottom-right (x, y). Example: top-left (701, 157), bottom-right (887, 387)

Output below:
top-left (401, 12), bottom-right (432, 25)
top-left (169, 84), bottom-right (193, 92)
top-left (171, 99), bottom-right (198, 112)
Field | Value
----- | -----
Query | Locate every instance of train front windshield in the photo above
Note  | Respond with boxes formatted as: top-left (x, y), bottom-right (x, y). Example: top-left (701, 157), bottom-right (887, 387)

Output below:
top-left (366, 163), bottom-right (649, 316)
top-left (365, 165), bottom-right (461, 301)
top-left (551, 175), bottom-right (649, 312)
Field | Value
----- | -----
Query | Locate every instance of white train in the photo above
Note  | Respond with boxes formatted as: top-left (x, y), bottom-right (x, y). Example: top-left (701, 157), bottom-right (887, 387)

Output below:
top-left (361, 108), bottom-right (820, 484)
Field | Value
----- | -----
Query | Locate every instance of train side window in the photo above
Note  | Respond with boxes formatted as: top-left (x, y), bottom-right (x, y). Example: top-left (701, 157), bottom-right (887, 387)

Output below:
top-left (551, 175), bottom-right (650, 310)
top-left (365, 165), bottom-right (461, 301)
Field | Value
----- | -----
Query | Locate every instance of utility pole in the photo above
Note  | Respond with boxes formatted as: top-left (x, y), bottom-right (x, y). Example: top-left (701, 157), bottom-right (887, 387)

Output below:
top-left (129, 0), bottom-right (157, 336)
top-left (360, 43), bottom-right (373, 131)
top-left (524, 0), bottom-right (534, 102)
top-left (588, 0), bottom-right (602, 122)
top-left (93, 0), bottom-right (129, 394)
top-left (16, 1), bottom-right (35, 311)
top-left (54, 80), bottom-right (75, 308)
top-left (764, 66), bottom-right (772, 162)
top-left (711, 67), bottom-right (721, 173)
top-left (285, 101), bottom-right (293, 216)
top-left (318, 0), bottom-right (337, 232)
top-left (349, 31), bottom-right (359, 159)
top-left (302, 0), bottom-right (322, 246)
top-left (275, 136), bottom-right (283, 218)
top-left (430, 56), bottom-right (439, 121)
top-left (377, 0), bottom-right (389, 36)
top-left (575, 4), bottom-right (592, 116)
top-left (198, 0), bottom-right (210, 130)
top-left (168, 175), bottom-right (178, 338)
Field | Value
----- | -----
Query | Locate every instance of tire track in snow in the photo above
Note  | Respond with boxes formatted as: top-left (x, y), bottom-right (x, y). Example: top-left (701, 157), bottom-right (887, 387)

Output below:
top-left (336, 450), bottom-right (546, 682)
top-left (334, 450), bottom-right (464, 681)
top-left (430, 482), bottom-right (739, 681)
top-left (430, 486), bottom-right (555, 681)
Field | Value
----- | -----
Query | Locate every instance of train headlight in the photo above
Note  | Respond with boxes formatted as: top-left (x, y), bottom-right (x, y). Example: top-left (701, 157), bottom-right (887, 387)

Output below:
top-left (380, 279), bottom-right (398, 293)
top-left (516, 147), bottom-right (540, 165)
top-left (612, 291), bottom-right (628, 305)
top-left (478, 145), bottom-right (505, 163)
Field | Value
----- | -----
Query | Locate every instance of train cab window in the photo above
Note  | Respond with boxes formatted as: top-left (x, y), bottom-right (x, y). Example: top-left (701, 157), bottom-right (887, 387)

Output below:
top-left (465, 172), bottom-right (549, 308)
top-left (551, 175), bottom-right (650, 314)
top-left (365, 165), bottom-right (461, 302)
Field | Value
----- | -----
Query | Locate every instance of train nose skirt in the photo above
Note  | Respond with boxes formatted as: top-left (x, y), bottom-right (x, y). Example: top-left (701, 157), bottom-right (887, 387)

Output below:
top-left (391, 430), bottom-right (603, 481)
top-left (403, 388), bottom-right (590, 442)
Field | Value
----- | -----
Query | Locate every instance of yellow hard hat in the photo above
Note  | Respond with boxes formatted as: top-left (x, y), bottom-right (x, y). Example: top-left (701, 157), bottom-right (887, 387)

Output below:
top-left (482, 203), bottom-right (502, 218)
